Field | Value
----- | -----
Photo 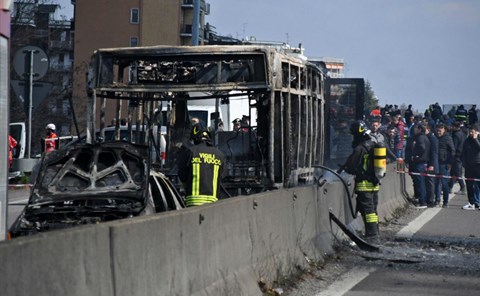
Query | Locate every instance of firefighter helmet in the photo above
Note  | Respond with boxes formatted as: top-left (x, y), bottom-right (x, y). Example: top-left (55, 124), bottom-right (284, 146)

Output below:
top-left (191, 122), bottom-right (210, 144)
top-left (350, 120), bottom-right (369, 136)
top-left (45, 123), bottom-right (56, 131)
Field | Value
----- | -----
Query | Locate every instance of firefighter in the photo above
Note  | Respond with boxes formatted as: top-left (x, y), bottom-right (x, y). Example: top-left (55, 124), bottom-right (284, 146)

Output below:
top-left (341, 120), bottom-right (381, 239)
top-left (44, 123), bottom-right (58, 153)
top-left (177, 123), bottom-right (226, 207)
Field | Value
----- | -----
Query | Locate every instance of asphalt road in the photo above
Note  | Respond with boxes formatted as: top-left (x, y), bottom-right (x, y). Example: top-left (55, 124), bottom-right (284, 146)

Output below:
top-left (285, 187), bottom-right (480, 295)
top-left (7, 186), bottom-right (30, 228)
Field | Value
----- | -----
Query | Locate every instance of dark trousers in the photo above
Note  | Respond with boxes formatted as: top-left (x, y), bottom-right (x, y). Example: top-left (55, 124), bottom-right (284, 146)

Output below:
top-left (425, 168), bottom-right (436, 206)
top-left (356, 191), bottom-right (379, 237)
top-left (435, 164), bottom-right (450, 205)
top-left (450, 159), bottom-right (466, 191)
top-left (411, 162), bottom-right (427, 206)
top-left (465, 164), bottom-right (480, 206)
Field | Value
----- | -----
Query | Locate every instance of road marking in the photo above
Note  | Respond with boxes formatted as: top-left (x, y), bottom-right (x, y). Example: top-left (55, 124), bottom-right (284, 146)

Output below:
top-left (396, 207), bottom-right (441, 239)
top-left (314, 266), bottom-right (376, 296)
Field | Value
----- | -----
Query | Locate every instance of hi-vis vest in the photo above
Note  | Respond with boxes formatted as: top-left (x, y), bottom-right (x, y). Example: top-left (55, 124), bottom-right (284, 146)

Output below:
top-left (455, 109), bottom-right (468, 122)
top-left (184, 145), bottom-right (224, 207)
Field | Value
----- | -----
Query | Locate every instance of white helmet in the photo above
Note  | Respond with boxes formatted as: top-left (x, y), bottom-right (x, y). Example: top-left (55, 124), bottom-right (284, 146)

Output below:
top-left (46, 123), bottom-right (56, 131)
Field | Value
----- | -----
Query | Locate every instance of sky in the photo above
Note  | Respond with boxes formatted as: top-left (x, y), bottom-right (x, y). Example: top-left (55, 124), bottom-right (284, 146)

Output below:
top-left (54, 0), bottom-right (73, 20)
top-left (55, 0), bottom-right (480, 112)
top-left (206, 0), bottom-right (480, 112)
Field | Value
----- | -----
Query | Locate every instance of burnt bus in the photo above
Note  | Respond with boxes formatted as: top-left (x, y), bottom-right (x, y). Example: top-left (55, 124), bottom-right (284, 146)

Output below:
top-left (86, 45), bottom-right (362, 196)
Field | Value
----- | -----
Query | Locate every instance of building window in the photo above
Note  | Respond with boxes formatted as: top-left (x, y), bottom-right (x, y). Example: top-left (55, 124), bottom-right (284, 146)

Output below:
top-left (131, 8), bottom-right (139, 24)
top-left (130, 37), bottom-right (138, 47)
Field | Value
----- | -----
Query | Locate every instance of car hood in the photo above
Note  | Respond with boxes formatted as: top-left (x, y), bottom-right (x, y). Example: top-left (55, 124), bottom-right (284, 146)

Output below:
top-left (30, 141), bottom-right (150, 204)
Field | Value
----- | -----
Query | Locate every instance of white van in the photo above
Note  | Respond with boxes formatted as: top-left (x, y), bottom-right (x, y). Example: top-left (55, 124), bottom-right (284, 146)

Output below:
top-left (9, 122), bottom-right (26, 159)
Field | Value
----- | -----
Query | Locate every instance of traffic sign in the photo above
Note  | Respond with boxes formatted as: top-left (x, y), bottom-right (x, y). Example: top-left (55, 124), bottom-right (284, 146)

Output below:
top-left (10, 79), bottom-right (53, 112)
top-left (13, 45), bottom-right (49, 80)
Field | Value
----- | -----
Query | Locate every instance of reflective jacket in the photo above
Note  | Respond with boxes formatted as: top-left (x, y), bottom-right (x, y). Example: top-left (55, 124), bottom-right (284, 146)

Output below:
top-left (177, 141), bottom-right (225, 207)
top-left (455, 108), bottom-right (468, 122)
top-left (8, 135), bottom-right (17, 169)
top-left (343, 138), bottom-right (380, 192)
top-left (45, 132), bottom-right (58, 153)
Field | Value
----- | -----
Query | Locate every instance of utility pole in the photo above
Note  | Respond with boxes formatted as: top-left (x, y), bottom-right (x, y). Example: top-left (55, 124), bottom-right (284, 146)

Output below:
top-left (0, 0), bottom-right (12, 241)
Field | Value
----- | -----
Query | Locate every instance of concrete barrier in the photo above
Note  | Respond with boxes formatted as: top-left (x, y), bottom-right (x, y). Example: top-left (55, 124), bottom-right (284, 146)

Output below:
top-left (109, 185), bottom-right (336, 296)
top-left (378, 163), bottom-right (413, 220)
top-left (0, 224), bottom-right (113, 296)
top-left (0, 164), bottom-right (410, 295)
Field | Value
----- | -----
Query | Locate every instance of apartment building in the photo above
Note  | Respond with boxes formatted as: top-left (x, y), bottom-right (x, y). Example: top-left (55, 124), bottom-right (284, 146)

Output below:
top-left (72, 0), bottom-right (210, 130)
top-left (10, 2), bottom-right (74, 154)
top-left (309, 57), bottom-right (345, 78)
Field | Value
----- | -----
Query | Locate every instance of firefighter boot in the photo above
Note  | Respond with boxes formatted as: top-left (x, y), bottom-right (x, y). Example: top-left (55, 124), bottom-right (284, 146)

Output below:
top-left (364, 212), bottom-right (379, 237)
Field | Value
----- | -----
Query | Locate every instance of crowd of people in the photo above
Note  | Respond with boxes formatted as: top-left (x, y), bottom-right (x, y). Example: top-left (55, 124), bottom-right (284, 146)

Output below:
top-left (366, 103), bottom-right (480, 210)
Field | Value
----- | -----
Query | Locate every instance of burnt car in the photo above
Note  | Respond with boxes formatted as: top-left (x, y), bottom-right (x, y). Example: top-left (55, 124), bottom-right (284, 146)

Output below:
top-left (9, 141), bottom-right (184, 238)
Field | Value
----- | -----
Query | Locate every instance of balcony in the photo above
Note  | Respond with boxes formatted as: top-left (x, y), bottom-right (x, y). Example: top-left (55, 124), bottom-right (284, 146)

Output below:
top-left (180, 25), bottom-right (192, 37)
top-left (182, 0), bottom-right (209, 14)
top-left (49, 20), bottom-right (72, 29)
top-left (49, 40), bottom-right (73, 50)
top-left (49, 63), bottom-right (73, 72)
top-left (181, 0), bottom-right (194, 8)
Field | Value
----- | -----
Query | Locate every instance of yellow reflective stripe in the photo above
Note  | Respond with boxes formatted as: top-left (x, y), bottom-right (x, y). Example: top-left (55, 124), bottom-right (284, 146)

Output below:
top-left (362, 154), bottom-right (368, 171)
top-left (355, 180), bottom-right (380, 191)
top-left (212, 164), bottom-right (219, 198)
top-left (365, 213), bottom-right (379, 223)
top-left (192, 163), bottom-right (200, 196)
top-left (186, 195), bottom-right (218, 206)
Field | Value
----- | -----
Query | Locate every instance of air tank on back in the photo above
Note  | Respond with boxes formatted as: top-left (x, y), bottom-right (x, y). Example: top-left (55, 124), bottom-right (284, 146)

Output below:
top-left (373, 142), bottom-right (387, 179)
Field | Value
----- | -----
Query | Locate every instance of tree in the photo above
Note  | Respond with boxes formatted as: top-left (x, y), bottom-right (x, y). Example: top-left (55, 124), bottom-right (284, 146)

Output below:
top-left (364, 80), bottom-right (377, 113)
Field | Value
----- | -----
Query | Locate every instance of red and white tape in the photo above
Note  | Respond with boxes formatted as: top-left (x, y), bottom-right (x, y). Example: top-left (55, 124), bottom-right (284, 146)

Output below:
top-left (396, 170), bottom-right (480, 182)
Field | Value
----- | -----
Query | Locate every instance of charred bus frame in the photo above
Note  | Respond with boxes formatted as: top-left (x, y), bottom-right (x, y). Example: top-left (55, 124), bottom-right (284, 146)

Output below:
top-left (87, 45), bottom-right (326, 195)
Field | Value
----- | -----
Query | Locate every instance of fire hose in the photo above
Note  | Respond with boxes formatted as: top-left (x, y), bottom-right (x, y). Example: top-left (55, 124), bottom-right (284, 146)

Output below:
top-left (313, 165), bottom-right (380, 252)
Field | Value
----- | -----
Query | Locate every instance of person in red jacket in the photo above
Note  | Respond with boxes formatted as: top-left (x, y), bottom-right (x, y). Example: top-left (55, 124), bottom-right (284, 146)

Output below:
top-left (8, 135), bottom-right (17, 170)
top-left (44, 123), bottom-right (58, 153)
top-left (370, 106), bottom-right (381, 119)
top-left (392, 114), bottom-right (405, 158)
